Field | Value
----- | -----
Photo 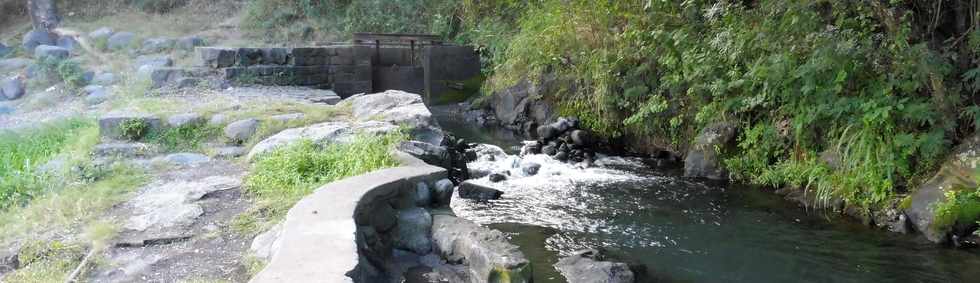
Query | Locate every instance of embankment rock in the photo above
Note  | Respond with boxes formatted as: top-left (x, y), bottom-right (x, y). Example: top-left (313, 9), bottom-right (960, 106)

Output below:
top-left (394, 208), bottom-right (433, 255)
top-left (683, 122), bottom-right (736, 180)
top-left (348, 90), bottom-right (443, 145)
top-left (247, 120), bottom-right (397, 160)
top-left (556, 249), bottom-right (635, 283)
top-left (22, 29), bottom-right (56, 54)
top-left (906, 134), bottom-right (980, 244)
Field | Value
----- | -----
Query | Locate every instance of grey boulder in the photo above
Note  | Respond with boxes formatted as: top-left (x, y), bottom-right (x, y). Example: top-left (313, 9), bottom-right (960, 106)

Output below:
top-left (89, 27), bottom-right (114, 42)
top-left (85, 89), bottom-right (109, 105)
top-left (56, 36), bottom-right (80, 53)
top-left (34, 45), bottom-right (69, 60)
top-left (683, 122), bottom-right (736, 180)
top-left (107, 32), bottom-right (137, 50)
top-left (167, 113), bottom-right (205, 128)
top-left (555, 249), bottom-right (635, 283)
top-left (397, 140), bottom-right (448, 166)
top-left (1, 77), bottom-right (26, 100)
top-left (348, 90), bottom-right (443, 145)
top-left (432, 179), bottom-right (454, 206)
top-left (394, 208), bottom-right (433, 255)
top-left (224, 118), bottom-right (261, 144)
top-left (22, 29), bottom-right (56, 54)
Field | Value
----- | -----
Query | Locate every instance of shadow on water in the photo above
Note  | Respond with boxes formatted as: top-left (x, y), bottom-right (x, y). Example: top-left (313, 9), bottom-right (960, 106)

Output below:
top-left (434, 108), bottom-right (980, 283)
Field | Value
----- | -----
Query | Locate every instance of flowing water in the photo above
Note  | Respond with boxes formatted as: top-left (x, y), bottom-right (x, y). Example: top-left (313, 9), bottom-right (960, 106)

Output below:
top-left (434, 109), bottom-right (980, 283)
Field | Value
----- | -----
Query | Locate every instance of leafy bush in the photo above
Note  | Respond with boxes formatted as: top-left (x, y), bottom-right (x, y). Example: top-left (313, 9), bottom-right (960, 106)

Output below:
top-left (118, 119), bottom-right (151, 140)
top-left (146, 123), bottom-right (220, 152)
top-left (240, 0), bottom-right (455, 41)
top-left (35, 57), bottom-right (88, 90)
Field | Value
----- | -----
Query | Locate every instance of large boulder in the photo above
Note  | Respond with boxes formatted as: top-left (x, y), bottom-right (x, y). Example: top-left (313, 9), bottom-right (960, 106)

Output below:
top-left (107, 32), bottom-right (137, 50)
top-left (1, 77), bottom-right (26, 101)
top-left (247, 121), bottom-right (398, 160)
top-left (397, 140), bottom-right (448, 166)
top-left (33, 45), bottom-right (69, 61)
top-left (224, 118), bottom-right (261, 144)
top-left (347, 90), bottom-right (443, 145)
top-left (431, 179), bottom-right (455, 206)
top-left (487, 75), bottom-right (559, 131)
top-left (555, 249), bottom-right (635, 283)
top-left (22, 29), bottom-right (57, 54)
top-left (683, 122), bottom-right (736, 180)
top-left (906, 134), bottom-right (980, 244)
top-left (56, 36), bottom-right (80, 54)
top-left (431, 215), bottom-right (532, 283)
top-left (89, 27), bottom-right (114, 42)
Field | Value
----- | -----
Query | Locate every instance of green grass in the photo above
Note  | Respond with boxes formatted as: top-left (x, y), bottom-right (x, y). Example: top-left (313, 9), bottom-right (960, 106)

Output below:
top-left (0, 118), bottom-right (99, 210)
top-left (235, 133), bottom-right (404, 235)
top-left (146, 123), bottom-right (222, 152)
top-left (1, 240), bottom-right (87, 283)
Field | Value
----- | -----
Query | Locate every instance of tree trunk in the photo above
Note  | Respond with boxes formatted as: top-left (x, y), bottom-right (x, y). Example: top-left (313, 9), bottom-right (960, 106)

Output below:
top-left (27, 0), bottom-right (59, 31)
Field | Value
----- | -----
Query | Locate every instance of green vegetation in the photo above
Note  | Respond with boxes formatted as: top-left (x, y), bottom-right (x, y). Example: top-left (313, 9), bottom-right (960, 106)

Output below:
top-left (240, 0), bottom-right (455, 41)
top-left (0, 118), bottom-right (98, 209)
top-left (147, 123), bottom-right (221, 152)
top-left (2, 240), bottom-right (87, 283)
top-left (35, 57), bottom-right (89, 90)
top-left (236, 133), bottom-right (404, 234)
top-left (119, 118), bottom-right (152, 140)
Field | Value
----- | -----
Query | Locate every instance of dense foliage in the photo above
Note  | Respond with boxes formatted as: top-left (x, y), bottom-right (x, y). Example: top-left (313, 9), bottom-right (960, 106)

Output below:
top-left (198, 0), bottom-right (980, 224)
top-left (0, 118), bottom-right (97, 209)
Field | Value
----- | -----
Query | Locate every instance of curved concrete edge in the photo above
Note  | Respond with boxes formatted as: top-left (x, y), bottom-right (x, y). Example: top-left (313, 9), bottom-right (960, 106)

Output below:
top-left (250, 152), bottom-right (447, 283)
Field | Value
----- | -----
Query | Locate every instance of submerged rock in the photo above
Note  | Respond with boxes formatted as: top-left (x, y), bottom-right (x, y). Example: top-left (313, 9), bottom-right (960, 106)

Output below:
top-left (458, 181), bottom-right (503, 200)
top-left (431, 215), bottom-right (532, 282)
top-left (555, 249), bottom-right (635, 283)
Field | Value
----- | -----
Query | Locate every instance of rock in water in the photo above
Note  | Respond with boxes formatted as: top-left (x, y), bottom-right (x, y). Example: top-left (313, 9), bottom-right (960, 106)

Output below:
top-left (394, 208), bottom-right (433, 255)
top-left (683, 122), bottom-right (736, 180)
top-left (521, 161), bottom-right (542, 176)
top-left (488, 172), bottom-right (508, 183)
top-left (1, 77), bottom-right (26, 101)
top-left (398, 140), bottom-right (448, 166)
top-left (458, 181), bottom-right (503, 200)
top-left (224, 118), bottom-right (260, 144)
top-left (555, 249), bottom-right (635, 283)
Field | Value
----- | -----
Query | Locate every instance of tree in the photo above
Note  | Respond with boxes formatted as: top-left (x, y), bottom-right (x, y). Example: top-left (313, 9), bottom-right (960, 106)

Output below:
top-left (27, 0), bottom-right (59, 31)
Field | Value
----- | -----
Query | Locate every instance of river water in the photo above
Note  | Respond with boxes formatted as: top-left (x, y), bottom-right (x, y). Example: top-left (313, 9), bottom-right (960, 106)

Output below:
top-left (434, 110), bottom-right (980, 283)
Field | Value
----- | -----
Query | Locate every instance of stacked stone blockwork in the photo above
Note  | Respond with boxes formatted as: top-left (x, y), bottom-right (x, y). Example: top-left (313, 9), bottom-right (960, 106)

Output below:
top-left (199, 46), bottom-right (373, 97)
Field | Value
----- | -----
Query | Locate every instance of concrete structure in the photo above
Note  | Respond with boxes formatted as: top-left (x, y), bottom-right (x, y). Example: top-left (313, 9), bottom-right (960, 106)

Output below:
top-left (198, 35), bottom-right (480, 101)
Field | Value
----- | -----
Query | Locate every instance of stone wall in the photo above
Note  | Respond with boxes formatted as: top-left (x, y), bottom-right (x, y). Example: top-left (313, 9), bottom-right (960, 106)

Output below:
top-left (198, 44), bottom-right (480, 101)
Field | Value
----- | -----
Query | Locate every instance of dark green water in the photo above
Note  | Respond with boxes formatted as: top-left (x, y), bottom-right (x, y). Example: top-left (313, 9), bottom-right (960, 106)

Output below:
top-left (435, 110), bottom-right (980, 283)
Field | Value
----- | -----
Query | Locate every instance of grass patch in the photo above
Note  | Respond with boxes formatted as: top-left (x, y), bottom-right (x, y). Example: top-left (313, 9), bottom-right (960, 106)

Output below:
top-left (2, 240), bottom-right (87, 283)
top-left (236, 133), bottom-right (404, 235)
top-left (146, 123), bottom-right (221, 152)
top-left (0, 118), bottom-right (98, 210)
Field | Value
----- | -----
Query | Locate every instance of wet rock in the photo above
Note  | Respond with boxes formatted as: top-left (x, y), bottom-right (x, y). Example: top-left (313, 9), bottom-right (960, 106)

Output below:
top-left (537, 124), bottom-right (560, 140)
top-left (176, 36), bottom-right (205, 51)
top-left (92, 72), bottom-right (116, 86)
top-left (161, 153), bottom-right (210, 166)
top-left (1, 77), bottom-right (26, 101)
top-left (167, 112), bottom-right (204, 128)
top-left (431, 215), bottom-right (532, 282)
top-left (468, 143), bottom-right (507, 162)
top-left (683, 122), bottom-right (736, 180)
top-left (432, 179), bottom-right (454, 206)
top-left (906, 133), bottom-right (980, 244)
top-left (394, 208), bottom-right (433, 255)
top-left (348, 90), bottom-right (443, 145)
top-left (398, 140), bottom-right (448, 166)
top-left (140, 37), bottom-right (175, 54)
top-left (214, 146), bottom-right (247, 158)
top-left (33, 45), bottom-right (69, 60)
top-left (521, 161), bottom-right (542, 176)
top-left (22, 29), bottom-right (56, 54)
top-left (415, 182), bottom-right (433, 207)
top-left (570, 129), bottom-right (594, 147)
top-left (489, 75), bottom-right (558, 130)
top-left (120, 176), bottom-right (241, 245)
top-left (247, 121), bottom-right (397, 160)
top-left (89, 27), bottom-right (114, 42)
top-left (0, 58), bottom-right (32, 73)
top-left (458, 181), bottom-right (503, 200)
top-left (107, 32), bottom-right (137, 50)
top-left (94, 142), bottom-right (160, 158)
top-left (555, 249), bottom-right (635, 283)
top-left (224, 118), bottom-right (260, 144)
top-left (199, 47), bottom-right (237, 68)
top-left (251, 223), bottom-right (284, 260)
top-left (488, 172), bottom-right (508, 183)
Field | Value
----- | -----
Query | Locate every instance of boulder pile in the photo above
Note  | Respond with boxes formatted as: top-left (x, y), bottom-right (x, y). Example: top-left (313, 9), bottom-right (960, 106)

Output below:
top-left (521, 116), bottom-right (598, 164)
